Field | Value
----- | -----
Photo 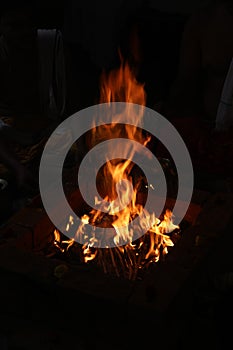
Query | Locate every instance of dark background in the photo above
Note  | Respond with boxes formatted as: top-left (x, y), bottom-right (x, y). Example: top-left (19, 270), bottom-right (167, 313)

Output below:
top-left (32, 0), bottom-right (205, 106)
top-left (1, 1), bottom-right (233, 349)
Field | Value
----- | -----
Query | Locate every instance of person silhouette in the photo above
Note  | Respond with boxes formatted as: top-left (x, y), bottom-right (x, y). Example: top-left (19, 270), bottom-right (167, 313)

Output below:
top-left (163, 0), bottom-right (233, 192)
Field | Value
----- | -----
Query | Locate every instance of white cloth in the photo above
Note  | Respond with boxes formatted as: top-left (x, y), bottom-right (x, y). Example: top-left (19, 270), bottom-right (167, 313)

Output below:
top-left (37, 29), bottom-right (66, 120)
top-left (215, 57), bottom-right (233, 131)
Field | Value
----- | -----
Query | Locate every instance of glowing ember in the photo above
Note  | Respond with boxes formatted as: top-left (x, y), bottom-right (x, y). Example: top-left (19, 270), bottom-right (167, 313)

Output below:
top-left (52, 56), bottom-right (180, 280)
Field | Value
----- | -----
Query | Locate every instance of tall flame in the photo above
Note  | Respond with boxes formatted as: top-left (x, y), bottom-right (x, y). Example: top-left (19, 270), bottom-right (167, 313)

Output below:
top-left (52, 56), bottom-right (180, 279)
top-left (87, 57), bottom-right (151, 246)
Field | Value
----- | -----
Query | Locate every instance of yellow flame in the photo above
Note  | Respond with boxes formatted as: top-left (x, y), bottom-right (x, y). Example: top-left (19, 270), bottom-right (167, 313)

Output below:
top-left (54, 229), bottom-right (61, 243)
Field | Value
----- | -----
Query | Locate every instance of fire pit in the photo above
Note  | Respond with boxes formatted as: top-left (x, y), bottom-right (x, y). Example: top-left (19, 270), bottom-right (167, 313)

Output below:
top-left (1, 57), bottom-right (233, 349)
top-left (0, 184), bottom-right (227, 304)
top-left (1, 185), bottom-right (233, 349)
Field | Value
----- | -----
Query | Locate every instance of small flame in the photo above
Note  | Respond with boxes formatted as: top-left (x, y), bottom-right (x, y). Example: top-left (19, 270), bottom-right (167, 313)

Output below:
top-left (54, 229), bottom-right (60, 243)
top-left (66, 215), bottom-right (74, 232)
top-left (53, 228), bottom-right (74, 253)
top-left (145, 210), bottom-right (176, 262)
top-left (82, 243), bottom-right (98, 263)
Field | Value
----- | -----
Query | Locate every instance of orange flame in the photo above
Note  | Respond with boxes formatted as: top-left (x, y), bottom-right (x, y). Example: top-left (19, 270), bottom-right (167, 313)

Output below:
top-left (88, 58), bottom-right (149, 150)
top-left (99, 58), bottom-right (146, 105)
top-left (52, 56), bottom-right (180, 279)
top-left (87, 56), bottom-right (151, 247)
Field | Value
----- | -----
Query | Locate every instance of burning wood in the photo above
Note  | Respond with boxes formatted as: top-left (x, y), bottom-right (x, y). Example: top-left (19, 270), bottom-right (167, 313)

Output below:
top-left (52, 209), bottom-right (180, 280)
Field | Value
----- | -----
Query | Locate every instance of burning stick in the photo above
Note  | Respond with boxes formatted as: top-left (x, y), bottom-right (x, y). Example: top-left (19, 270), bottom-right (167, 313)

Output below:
top-left (109, 248), bottom-right (120, 277)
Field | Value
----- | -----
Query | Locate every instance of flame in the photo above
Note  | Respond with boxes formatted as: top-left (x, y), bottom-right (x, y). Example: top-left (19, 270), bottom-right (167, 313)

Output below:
top-left (53, 228), bottom-right (74, 253)
top-left (82, 243), bottom-right (98, 263)
top-left (145, 210), bottom-right (176, 262)
top-left (54, 229), bottom-right (61, 243)
top-left (88, 58), bottom-right (149, 150)
top-left (52, 56), bottom-right (180, 279)
top-left (99, 57), bottom-right (145, 105)
top-left (87, 57), bottom-right (151, 247)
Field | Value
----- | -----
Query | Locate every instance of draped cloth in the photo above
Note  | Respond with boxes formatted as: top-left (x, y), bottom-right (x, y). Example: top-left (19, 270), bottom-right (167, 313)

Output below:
top-left (215, 57), bottom-right (233, 131)
top-left (37, 29), bottom-right (66, 121)
top-left (0, 29), bottom-right (67, 176)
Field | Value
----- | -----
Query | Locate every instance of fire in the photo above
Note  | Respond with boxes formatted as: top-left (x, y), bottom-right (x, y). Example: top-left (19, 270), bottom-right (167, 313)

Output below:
top-left (53, 209), bottom-right (179, 280)
top-left (88, 58), bottom-right (149, 150)
top-left (99, 57), bottom-right (145, 105)
top-left (52, 56), bottom-right (180, 280)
